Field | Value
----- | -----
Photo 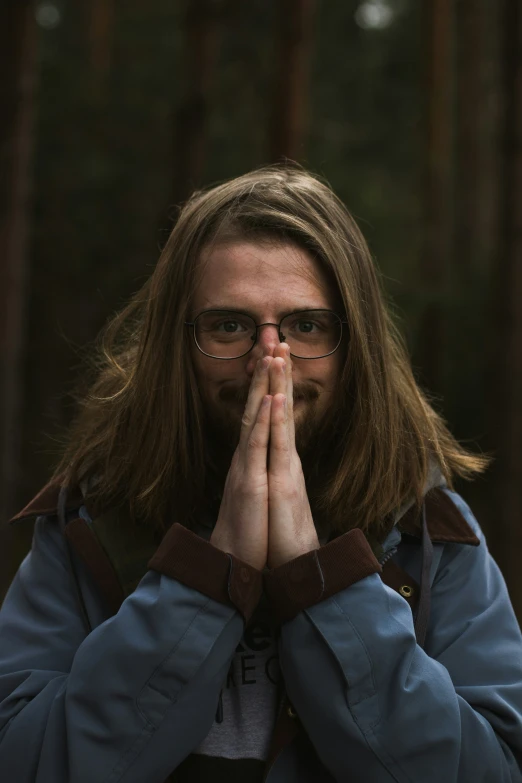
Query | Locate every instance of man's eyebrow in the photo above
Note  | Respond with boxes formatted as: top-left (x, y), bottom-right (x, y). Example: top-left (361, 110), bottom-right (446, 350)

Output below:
top-left (193, 305), bottom-right (330, 319)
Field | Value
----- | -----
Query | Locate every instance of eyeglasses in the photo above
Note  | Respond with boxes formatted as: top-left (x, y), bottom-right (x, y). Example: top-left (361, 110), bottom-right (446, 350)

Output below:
top-left (184, 309), bottom-right (348, 360)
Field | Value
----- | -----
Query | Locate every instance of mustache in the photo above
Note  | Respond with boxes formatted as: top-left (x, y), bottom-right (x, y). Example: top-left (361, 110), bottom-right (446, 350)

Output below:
top-left (218, 382), bottom-right (319, 406)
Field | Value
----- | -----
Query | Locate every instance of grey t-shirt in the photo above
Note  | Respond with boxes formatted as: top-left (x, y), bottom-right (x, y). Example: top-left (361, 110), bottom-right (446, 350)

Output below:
top-left (191, 517), bottom-right (327, 763)
top-left (195, 587), bottom-right (280, 760)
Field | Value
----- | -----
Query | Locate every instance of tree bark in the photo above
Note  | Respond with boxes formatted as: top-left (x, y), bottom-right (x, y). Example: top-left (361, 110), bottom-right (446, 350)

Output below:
top-left (417, 0), bottom-right (454, 394)
top-left (172, 0), bottom-right (229, 207)
top-left (488, 0), bottom-right (522, 620)
top-left (0, 2), bottom-right (37, 523)
top-left (89, 0), bottom-right (114, 101)
top-left (455, 0), bottom-right (491, 278)
top-left (269, 0), bottom-right (316, 162)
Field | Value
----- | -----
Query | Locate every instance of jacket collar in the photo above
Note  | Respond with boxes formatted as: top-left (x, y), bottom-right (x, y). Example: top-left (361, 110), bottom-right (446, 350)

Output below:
top-left (398, 487), bottom-right (479, 545)
top-left (7, 477), bottom-right (83, 525)
top-left (8, 477), bottom-right (479, 547)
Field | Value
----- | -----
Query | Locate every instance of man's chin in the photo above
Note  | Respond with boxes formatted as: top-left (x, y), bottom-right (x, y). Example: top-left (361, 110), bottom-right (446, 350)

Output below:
top-left (203, 395), bottom-right (330, 462)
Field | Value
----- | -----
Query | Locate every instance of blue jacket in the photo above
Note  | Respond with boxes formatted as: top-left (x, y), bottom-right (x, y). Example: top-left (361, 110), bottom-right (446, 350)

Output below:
top-left (1, 487), bottom-right (522, 782)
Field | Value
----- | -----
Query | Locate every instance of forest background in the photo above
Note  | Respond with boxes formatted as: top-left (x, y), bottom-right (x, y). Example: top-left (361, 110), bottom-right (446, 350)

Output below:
top-left (2, 0), bottom-right (522, 620)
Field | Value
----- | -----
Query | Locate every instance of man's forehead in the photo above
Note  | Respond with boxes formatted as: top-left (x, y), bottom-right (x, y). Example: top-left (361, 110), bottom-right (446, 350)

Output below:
top-left (194, 240), bottom-right (335, 302)
top-left (198, 239), bottom-right (318, 274)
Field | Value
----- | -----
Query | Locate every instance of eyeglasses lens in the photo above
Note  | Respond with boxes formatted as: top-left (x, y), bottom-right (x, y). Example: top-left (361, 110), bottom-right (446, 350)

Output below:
top-left (194, 310), bottom-right (342, 358)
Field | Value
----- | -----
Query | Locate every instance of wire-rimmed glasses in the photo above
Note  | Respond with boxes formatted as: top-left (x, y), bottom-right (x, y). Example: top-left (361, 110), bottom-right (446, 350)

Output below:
top-left (184, 309), bottom-right (348, 360)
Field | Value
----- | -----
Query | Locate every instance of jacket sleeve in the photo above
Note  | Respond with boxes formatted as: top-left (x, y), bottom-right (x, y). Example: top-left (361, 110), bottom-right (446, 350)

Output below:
top-left (267, 490), bottom-right (522, 782)
top-left (0, 515), bottom-right (260, 783)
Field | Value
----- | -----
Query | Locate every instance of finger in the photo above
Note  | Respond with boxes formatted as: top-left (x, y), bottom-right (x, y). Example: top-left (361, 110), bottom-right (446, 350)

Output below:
top-left (281, 343), bottom-right (295, 448)
top-left (269, 393), bottom-right (290, 475)
top-left (268, 356), bottom-right (287, 399)
top-left (246, 394), bottom-right (273, 476)
top-left (273, 341), bottom-right (287, 360)
top-left (239, 357), bottom-right (272, 453)
top-left (270, 346), bottom-right (295, 449)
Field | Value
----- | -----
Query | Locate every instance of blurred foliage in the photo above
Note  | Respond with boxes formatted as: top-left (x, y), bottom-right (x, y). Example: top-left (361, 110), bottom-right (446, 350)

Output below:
top-left (26, 1), bottom-right (427, 476)
top-left (16, 0), bottom-right (505, 532)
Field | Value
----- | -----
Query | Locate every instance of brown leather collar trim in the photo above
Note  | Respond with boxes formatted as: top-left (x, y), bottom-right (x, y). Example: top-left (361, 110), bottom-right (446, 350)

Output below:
top-left (7, 478), bottom-right (84, 524)
top-left (9, 481), bottom-right (480, 548)
top-left (399, 487), bottom-right (480, 546)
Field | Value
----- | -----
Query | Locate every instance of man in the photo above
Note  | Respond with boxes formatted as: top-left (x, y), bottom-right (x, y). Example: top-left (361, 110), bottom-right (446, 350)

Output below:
top-left (1, 165), bottom-right (522, 783)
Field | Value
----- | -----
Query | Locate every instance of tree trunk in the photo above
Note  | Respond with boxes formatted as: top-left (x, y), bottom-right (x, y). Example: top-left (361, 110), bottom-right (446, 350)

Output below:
top-left (417, 0), bottom-right (454, 394)
top-left (269, 0), bottom-right (316, 162)
top-left (455, 0), bottom-right (491, 279)
top-left (0, 2), bottom-right (37, 523)
top-left (0, 2), bottom-right (37, 604)
top-left (89, 0), bottom-right (114, 101)
top-left (172, 0), bottom-right (229, 207)
top-left (488, 0), bottom-right (522, 621)
top-left (450, 0), bottom-right (499, 520)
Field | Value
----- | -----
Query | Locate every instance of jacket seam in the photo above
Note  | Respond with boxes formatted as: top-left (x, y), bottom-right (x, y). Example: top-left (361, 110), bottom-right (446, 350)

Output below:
top-left (331, 594), bottom-right (379, 712)
top-left (136, 595), bottom-right (213, 725)
top-left (104, 721), bottom-right (156, 783)
top-left (359, 722), bottom-right (413, 783)
top-left (315, 549), bottom-right (326, 599)
top-left (431, 538), bottom-right (478, 589)
top-left (145, 680), bottom-right (172, 702)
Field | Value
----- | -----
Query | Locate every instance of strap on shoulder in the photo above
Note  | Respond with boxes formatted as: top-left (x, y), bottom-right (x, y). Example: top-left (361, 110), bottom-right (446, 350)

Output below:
top-left (63, 515), bottom-right (125, 617)
top-left (56, 485), bottom-right (94, 634)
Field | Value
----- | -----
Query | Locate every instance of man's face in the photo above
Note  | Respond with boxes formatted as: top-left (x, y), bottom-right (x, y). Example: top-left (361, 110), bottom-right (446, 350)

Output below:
top-left (189, 239), bottom-right (345, 473)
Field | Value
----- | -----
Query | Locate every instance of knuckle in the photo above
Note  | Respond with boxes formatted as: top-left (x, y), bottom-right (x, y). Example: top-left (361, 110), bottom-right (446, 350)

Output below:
top-left (271, 439), bottom-right (288, 453)
top-left (241, 412), bottom-right (253, 429)
top-left (247, 433), bottom-right (265, 450)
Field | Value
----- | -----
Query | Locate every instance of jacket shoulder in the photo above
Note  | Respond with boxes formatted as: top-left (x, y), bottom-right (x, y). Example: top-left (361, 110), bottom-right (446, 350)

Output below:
top-left (7, 477), bottom-right (83, 525)
top-left (399, 487), bottom-right (480, 546)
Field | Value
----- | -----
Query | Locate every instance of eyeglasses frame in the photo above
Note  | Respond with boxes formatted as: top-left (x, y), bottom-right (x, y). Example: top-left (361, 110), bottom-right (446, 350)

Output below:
top-left (184, 308), bottom-right (349, 360)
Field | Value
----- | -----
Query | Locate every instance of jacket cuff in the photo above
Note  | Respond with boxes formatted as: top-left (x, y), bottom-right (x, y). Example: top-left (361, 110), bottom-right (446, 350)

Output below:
top-left (263, 528), bottom-right (382, 625)
top-left (148, 523), bottom-right (263, 624)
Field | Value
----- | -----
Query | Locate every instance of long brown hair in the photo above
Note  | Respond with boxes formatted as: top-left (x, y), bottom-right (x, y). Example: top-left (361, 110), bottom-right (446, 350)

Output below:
top-left (51, 164), bottom-right (489, 538)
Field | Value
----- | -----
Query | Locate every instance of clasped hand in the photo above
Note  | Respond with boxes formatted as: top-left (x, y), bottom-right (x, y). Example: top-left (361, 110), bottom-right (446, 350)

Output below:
top-left (211, 342), bottom-right (320, 571)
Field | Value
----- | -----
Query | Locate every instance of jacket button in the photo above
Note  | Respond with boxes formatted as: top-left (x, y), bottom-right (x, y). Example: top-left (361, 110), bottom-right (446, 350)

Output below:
top-left (239, 567), bottom-right (251, 583)
top-left (287, 703), bottom-right (297, 719)
top-left (399, 584), bottom-right (414, 598)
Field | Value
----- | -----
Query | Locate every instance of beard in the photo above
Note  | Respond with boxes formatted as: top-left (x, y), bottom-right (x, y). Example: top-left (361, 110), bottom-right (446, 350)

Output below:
top-left (197, 379), bottom-right (346, 539)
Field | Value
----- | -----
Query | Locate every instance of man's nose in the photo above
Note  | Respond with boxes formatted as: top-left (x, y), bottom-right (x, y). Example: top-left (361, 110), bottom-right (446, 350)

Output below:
top-left (245, 324), bottom-right (282, 376)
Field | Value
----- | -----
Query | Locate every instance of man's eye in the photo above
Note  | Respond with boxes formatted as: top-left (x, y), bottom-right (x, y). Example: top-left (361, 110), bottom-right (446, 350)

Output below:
top-left (295, 320), bottom-right (319, 332)
top-left (216, 320), bottom-right (245, 332)
top-left (287, 318), bottom-right (321, 333)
